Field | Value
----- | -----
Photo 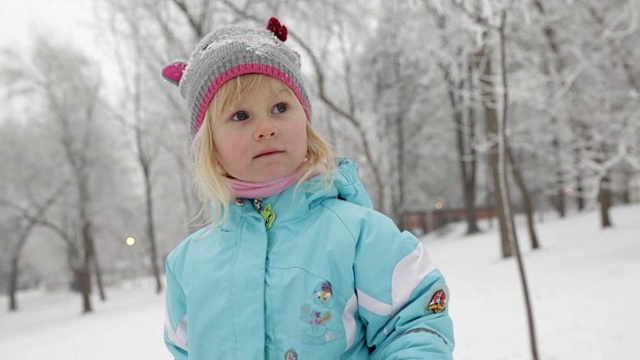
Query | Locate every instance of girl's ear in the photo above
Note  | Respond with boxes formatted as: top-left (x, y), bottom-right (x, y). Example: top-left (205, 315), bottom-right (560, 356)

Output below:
top-left (162, 61), bottom-right (187, 86)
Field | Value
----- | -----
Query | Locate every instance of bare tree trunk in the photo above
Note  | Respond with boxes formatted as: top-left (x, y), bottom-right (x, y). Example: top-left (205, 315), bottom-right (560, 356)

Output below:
top-left (551, 126), bottom-right (566, 217)
top-left (45, 66), bottom-right (101, 313)
top-left (464, 60), bottom-right (480, 235)
top-left (508, 149), bottom-right (540, 249)
top-left (622, 170), bottom-right (631, 204)
top-left (78, 269), bottom-right (92, 314)
top-left (391, 57), bottom-right (409, 224)
top-left (442, 60), bottom-right (481, 235)
top-left (80, 221), bottom-right (94, 313)
top-left (143, 160), bottom-right (163, 294)
top-left (133, 30), bottom-right (163, 294)
top-left (453, 86), bottom-right (481, 235)
top-left (431, 8), bottom-right (481, 235)
top-left (598, 174), bottom-right (613, 228)
top-left (8, 250), bottom-right (23, 311)
top-left (8, 225), bottom-right (34, 311)
top-left (575, 144), bottom-right (586, 211)
top-left (572, 119), bottom-right (591, 213)
top-left (485, 161), bottom-right (495, 231)
top-left (8, 256), bottom-right (19, 311)
top-left (497, 12), bottom-right (539, 360)
top-left (68, 160), bottom-right (96, 314)
top-left (462, 161), bottom-right (480, 235)
top-left (477, 44), bottom-right (514, 258)
top-left (89, 236), bottom-right (107, 301)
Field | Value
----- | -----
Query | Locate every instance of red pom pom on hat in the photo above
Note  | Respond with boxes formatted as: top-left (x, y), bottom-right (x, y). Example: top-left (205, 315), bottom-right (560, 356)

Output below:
top-left (266, 17), bottom-right (288, 41)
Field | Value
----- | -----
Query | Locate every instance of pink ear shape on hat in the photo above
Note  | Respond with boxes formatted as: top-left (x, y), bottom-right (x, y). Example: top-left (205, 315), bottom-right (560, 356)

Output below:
top-left (162, 61), bottom-right (187, 86)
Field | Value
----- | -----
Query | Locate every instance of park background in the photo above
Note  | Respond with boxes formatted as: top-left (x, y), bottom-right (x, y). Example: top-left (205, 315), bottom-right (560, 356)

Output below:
top-left (1, 0), bottom-right (639, 359)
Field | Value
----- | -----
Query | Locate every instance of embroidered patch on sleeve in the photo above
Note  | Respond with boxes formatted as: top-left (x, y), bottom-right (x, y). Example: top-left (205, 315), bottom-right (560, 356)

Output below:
top-left (426, 289), bottom-right (447, 313)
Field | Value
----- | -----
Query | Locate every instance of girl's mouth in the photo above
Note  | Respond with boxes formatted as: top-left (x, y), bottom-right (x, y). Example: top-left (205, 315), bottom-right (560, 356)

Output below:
top-left (254, 150), bottom-right (283, 158)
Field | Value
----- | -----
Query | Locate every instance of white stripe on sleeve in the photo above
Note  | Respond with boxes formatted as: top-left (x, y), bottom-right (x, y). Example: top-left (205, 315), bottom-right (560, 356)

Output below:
top-left (341, 293), bottom-right (358, 350)
top-left (357, 241), bottom-right (437, 316)
top-left (164, 309), bottom-right (189, 351)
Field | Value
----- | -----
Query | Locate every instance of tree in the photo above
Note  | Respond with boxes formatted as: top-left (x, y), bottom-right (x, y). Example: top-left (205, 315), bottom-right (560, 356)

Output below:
top-left (99, 0), bottom-right (213, 283)
top-left (0, 189), bottom-right (62, 311)
top-left (447, 2), bottom-right (541, 359)
top-left (1, 39), bottom-right (111, 313)
top-left (102, 2), bottom-right (165, 294)
top-left (0, 134), bottom-right (67, 311)
top-left (427, 2), bottom-right (482, 235)
top-left (35, 39), bottom-right (108, 311)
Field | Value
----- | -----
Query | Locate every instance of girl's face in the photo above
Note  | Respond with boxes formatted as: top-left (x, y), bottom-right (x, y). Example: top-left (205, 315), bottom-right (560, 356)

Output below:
top-left (212, 77), bottom-right (308, 183)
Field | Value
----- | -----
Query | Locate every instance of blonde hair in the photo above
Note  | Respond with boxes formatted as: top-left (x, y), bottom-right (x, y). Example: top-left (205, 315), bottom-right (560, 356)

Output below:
top-left (191, 74), bottom-right (335, 227)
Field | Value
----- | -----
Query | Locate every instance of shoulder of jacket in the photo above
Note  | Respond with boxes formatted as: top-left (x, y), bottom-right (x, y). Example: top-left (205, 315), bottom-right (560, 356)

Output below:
top-left (319, 198), bottom-right (399, 237)
top-left (166, 226), bottom-right (216, 269)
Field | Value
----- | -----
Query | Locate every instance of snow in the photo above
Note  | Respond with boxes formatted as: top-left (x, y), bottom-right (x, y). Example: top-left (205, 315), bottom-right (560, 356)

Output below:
top-left (427, 205), bottom-right (640, 359)
top-left (0, 282), bottom-right (170, 359)
top-left (1, 205), bottom-right (639, 359)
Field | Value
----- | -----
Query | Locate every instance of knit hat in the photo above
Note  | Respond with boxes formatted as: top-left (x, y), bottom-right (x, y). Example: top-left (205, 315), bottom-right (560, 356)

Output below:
top-left (161, 17), bottom-right (311, 138)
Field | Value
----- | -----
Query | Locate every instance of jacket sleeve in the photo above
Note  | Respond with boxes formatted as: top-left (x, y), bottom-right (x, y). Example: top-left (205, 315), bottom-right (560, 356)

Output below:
top-left (164, 256), bottom-right (189, 360)
top-left (353, 212), bottom-right (454, 359)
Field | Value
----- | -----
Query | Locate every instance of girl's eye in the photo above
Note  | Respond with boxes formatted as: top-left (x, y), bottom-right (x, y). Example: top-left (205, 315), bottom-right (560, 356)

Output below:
top-left (231, 111), bottom-right (249, 121)
top-left (272, 103), bottom-right (287, 114)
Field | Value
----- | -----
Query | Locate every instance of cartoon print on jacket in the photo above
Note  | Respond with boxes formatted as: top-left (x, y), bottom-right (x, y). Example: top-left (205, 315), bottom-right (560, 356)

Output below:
top-left (296, 281), bottom-right (343, 345)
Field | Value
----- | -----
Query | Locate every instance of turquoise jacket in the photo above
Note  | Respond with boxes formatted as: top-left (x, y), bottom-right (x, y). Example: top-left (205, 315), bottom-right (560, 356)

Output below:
top-left (164, 158), bottom-right (454, 359)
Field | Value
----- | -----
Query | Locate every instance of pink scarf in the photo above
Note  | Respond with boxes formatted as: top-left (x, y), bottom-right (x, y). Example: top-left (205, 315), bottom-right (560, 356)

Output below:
top-left (225, 174), bottom-right (299, 198)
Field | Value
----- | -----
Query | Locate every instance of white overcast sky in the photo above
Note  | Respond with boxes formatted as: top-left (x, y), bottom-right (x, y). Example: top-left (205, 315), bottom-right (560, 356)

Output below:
top-left (0, 0), bottom-right (101, 56)
top-left (0, 0), bottom-right (125, 100)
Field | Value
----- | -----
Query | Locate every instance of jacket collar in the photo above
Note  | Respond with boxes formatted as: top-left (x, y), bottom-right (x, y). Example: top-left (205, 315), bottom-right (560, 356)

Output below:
top-left (220, 157), bottom-right (373, 231)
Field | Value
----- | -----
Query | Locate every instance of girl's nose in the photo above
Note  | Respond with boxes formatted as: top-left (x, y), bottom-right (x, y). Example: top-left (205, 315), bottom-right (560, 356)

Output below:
top-left (254, 117), bottom-right (278, 140)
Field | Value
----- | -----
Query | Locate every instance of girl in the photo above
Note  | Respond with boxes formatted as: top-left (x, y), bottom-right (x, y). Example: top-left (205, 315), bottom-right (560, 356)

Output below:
top-left (161, 17), bottom-right (454, 359)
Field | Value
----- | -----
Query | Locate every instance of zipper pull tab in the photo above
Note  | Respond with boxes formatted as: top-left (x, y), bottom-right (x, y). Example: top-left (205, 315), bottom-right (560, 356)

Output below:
top-left (253, 198), bottom-right (276, 229)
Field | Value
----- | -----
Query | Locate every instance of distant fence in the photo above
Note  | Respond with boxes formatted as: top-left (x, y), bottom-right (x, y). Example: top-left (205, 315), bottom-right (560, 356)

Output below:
top-left (401, 207), bottom-right (496, 235)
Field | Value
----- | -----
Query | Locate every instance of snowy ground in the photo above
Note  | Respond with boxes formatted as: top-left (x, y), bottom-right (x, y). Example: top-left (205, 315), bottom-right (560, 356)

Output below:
top-left (427, 204), bottom-right (640, 360)
top-left (0, 205), bottom-right (638, 359)
top-left (0, 281), bottom-right (169, 359)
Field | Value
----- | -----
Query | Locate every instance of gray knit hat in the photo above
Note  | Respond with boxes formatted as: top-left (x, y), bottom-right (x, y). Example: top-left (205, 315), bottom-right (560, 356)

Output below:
top-left (161, 17), bottom-right (311, 138)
